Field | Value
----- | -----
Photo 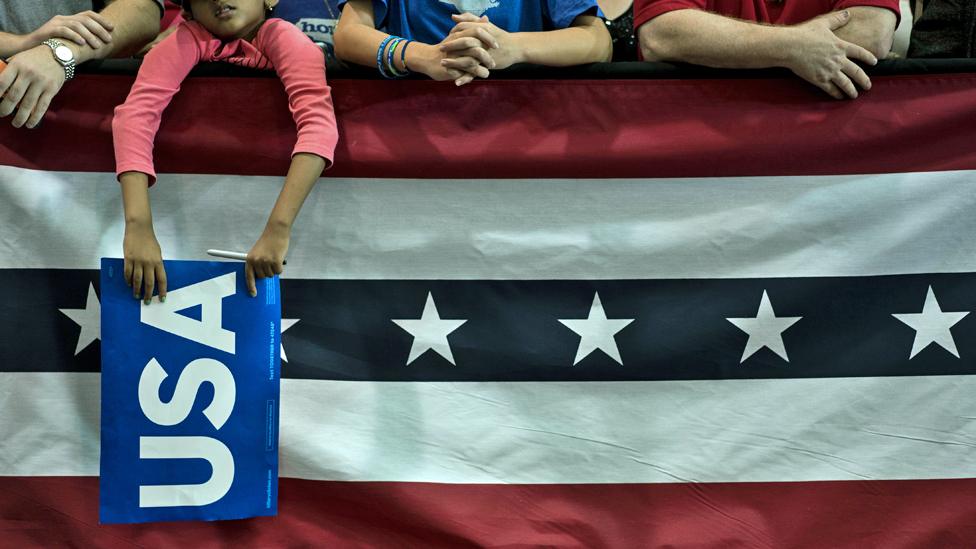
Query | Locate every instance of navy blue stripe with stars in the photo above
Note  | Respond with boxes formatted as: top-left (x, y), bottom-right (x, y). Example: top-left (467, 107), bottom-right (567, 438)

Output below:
top-left (11, 269), bottom-right (976, 381)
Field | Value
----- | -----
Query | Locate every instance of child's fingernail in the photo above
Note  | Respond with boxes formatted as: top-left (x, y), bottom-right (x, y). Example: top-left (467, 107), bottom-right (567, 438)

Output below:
top-left (160, 296), bottom-right (166, 303)
top-left (250, 290), bottom-right (257, 297)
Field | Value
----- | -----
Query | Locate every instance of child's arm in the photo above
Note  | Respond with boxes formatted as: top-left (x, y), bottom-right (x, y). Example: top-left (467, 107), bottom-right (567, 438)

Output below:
top-left (120, 171), bottom-right (166, 304)
top-left (113, 22), bottom-right (202, 303)
top-left (246, 20), bottom-right (338, 295)
top-left (245, 153), bottom-right (325, 296)
top-left (113, 22), bottom-right (203, 184)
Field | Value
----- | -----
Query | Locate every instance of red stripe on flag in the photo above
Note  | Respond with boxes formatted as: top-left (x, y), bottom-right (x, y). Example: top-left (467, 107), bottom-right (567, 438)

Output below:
top-left (2, 74), bottom-right (976, 178)
top-left (3, 477), bottom-right (974, 547)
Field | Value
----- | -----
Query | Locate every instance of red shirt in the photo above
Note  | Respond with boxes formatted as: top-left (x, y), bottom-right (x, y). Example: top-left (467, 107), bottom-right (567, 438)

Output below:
top-left (633, 0), bottom-right (901, 30)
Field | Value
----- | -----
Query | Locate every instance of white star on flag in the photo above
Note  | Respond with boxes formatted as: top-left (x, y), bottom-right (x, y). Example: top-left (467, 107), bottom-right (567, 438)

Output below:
top-left (727, 290), bottom-right (801, 363)
top-left (893, 285), bottom-right (969, 359)
top-left (558, 292), bottom-right (634, 365)
top-left (280, 318), bottom-right (299, 362)
top-left (59, 282), bottom-right (101, 355)
top-left (392, 292), bottom-right (467, 366)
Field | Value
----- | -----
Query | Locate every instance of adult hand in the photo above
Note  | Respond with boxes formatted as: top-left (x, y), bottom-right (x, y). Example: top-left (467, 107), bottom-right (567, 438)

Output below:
top-left (245, 225), bottom-right (290, 297)
top-left (29, 12), bottom-right (114, 50)
top-left (785, 10), bottom-right (877, 99)
top-left (0, 45), bottom-right (67, 128)
top-left (447, 13), bottom-right (522, 75)
top-left (123, 220), bottom-right (167, 305)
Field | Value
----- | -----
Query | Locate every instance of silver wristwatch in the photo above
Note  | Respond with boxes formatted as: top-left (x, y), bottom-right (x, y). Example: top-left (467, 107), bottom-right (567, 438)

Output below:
top-left (42, 39), bottom-right (76, 81)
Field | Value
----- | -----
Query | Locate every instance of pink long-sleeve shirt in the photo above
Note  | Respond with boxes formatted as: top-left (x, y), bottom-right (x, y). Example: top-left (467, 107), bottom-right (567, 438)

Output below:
top-left (113, 18), bottom-right (338, 185)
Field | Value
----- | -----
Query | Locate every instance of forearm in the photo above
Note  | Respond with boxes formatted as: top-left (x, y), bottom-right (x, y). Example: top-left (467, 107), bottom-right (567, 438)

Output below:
top-left (71, 0), bottom-right (160, 63)
top-left (831, 7), bottom-right (897, 58)
top-left (265, 153), bottom-right (326, 231)
top-left (0, 32), bottom-right (30, 58)
top-left (639, 9), bottom-right (796, 68)
top-left (510, 16), bottom-right (612, 66)
top-left (334, 18), bottom-right (396, 69)
top-left (120, 171), bottom-right (153, 225)
top-left (334, 17), bottom-right (439, 76)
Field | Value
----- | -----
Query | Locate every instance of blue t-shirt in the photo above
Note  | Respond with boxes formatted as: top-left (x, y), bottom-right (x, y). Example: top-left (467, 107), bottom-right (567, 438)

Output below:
top-left (273, 0), bottom-right (343, 65)
top-left (337, 0), bottom-right (600, 44)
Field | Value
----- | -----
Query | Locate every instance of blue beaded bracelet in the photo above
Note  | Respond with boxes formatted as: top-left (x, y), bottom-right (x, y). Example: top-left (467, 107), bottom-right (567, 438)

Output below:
top-left (376, 35), bottom-right (395, 78)
top-left (400, 40), bottom-right (412, 75)
top-left (386, 37), bottom-right (406, 78)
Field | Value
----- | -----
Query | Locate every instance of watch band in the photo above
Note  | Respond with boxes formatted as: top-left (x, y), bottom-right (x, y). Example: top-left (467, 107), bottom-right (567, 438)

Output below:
top-left (42, 39), bottom-right (75, 81)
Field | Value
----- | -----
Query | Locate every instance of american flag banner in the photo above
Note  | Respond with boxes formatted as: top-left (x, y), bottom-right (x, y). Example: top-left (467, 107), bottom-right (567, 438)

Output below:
top-left (2, 68), bottom-right (976, 547)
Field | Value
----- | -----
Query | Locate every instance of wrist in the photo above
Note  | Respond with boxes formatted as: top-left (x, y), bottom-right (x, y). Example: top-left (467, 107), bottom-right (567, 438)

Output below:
top-left (264, 218), bottom-right (293, 235)
top-left (125, 215), bottom-right (154, 231)
top-left (405, 42), bottom-right (436, 77)
top-left (766, 26), bottom-right (802, 69)
top-left (506, 33), bottom-right (528, 65)
top-left (4, 31), bottom-right (34, 55)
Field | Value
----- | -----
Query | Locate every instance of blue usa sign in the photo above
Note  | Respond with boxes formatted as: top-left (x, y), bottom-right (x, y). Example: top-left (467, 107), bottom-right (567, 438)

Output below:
top-left (100, 259), bottom-right (280, 523)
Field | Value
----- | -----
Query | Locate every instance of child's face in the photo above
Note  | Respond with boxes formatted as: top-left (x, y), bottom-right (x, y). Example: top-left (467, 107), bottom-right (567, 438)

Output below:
top-left (185, 0), bottom-right (278, 40)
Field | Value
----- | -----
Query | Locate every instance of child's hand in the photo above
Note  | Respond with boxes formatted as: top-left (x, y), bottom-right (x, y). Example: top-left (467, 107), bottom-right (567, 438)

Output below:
top-left (245, 225), bottom-right (290, 297)
top-left (123, 221), bottom-right (167, 305)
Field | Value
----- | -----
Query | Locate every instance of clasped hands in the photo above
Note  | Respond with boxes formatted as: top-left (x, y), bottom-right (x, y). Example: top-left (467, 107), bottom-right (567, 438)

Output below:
top-left (435, 13), bottom-right (520, 86)
top-left (0, 12), bottom-right (114, 128)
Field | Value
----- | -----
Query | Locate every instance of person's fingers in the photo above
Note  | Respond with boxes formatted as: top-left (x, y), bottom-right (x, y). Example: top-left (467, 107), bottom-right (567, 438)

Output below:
top-left (132, 264), bottom-right (143, 298)
top-left (474, 27), bottom-right (499, 48)
top-left (245, 261), bottom-right (257, 297)
top-left (272, 260), bottom-right (284, 276)
top-left (0, 76), bottom-right (28, 117)
top-left (455, 73), bottom-right (475, 86)
top-left (26, 89), bottom-right (54, 129)
top-left (81, 10), bottom-right (114, 32)
top-left (442, 56), bottom-right (478, 70)
top-left (11, 85), bottom-right (42, 128)
top-left (79, 13), bottom-right (113, 43)
top-left (440, 36), bottom-right (484, 52)
top-left (143, 268), bottom-right (156, 305)
top-left (447, 24), bottom-right (498, 48)
top-left (842, 58), bottom-right (872, 90)
top-left (831, 72), bottom-right (858, 99)
top-left (441, 57), bottom-right (490, 78)
top-left (0, 64), bottom-right (17, 100)
top-left (52, 25), bottom-right (86, 46)
top-left (156, 264), bottom-right (167, 302)
top-left (448, 22), bottom-right (473, 35)
top-left (824, 9), bottom-right (852, 31)
top-left (124, 258), bottom-right (133, 287)
top-left (0, 64), bottom-right (16, 99)
top-left (66, 19), bottom-right (104, 49)
top-left (820, 80), bottom-right (845, 100)
top-left (451, 12), bottom-right (482, 24)
top-left (262, 263), bottom-right (275, 279)
top-left (461, 46), bottom-right (494, 67)
top-left (844, 41), bottom-right (878, 66)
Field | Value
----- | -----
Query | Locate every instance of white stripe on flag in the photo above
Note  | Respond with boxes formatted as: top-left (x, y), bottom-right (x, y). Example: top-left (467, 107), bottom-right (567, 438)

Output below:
top-left (3, 166), bottom-right (976, 278)
top-left (4, 372), bottom-right (975, 483)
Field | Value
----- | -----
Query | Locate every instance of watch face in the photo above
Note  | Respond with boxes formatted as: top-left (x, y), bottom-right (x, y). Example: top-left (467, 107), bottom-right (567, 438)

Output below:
top-left (54, 45), bottom-right (73, 62)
